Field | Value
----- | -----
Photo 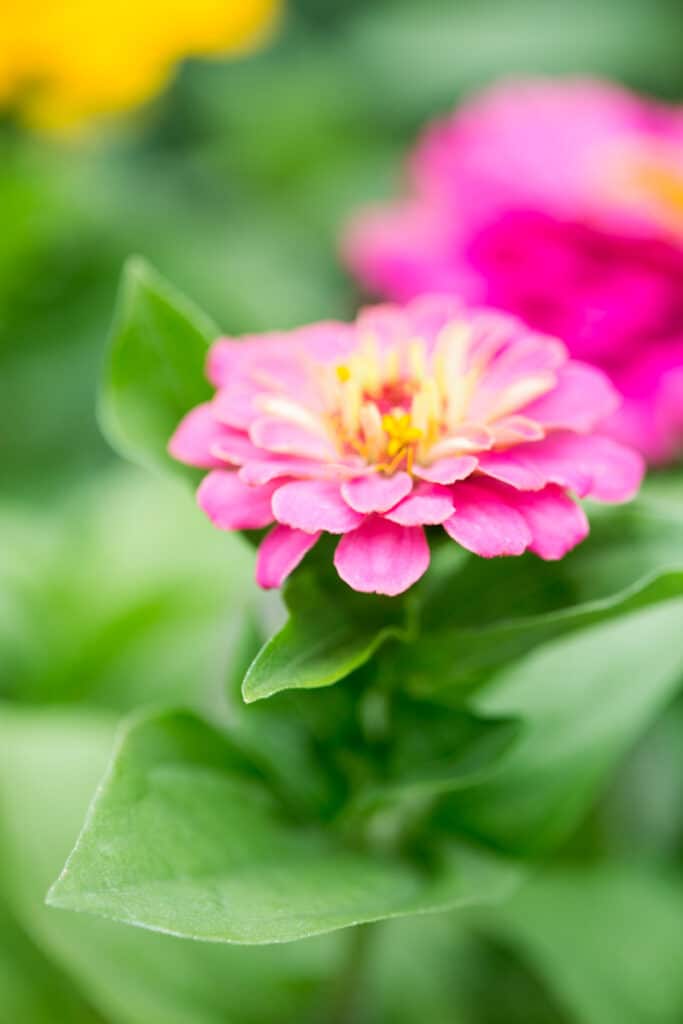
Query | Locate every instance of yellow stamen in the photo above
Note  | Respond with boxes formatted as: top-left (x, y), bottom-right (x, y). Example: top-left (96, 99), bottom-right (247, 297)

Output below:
top-left (360, 402), bottom-right (385, 461)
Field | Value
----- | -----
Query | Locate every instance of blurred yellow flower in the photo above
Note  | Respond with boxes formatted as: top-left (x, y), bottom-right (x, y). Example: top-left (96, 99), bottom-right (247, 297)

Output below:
top-left (0, 0), bottom-right (281, 132)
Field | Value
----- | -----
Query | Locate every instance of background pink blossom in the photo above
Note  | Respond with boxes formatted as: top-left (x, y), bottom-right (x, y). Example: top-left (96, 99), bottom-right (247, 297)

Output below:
top-left (344, 79), bottom-right (683, 463)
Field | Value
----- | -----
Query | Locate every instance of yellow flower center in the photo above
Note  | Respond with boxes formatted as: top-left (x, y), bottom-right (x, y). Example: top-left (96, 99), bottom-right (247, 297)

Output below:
top-left (326, 323), bottom-right (486, 474)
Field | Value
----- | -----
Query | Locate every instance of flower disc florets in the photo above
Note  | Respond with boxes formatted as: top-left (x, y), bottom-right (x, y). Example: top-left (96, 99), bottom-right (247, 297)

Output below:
top-left (170, 296), bottom-right (644, 595)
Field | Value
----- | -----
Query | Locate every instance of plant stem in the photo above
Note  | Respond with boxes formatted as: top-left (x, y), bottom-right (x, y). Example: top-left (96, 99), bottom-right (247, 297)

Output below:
top-left (328, 922), bottom-right (375, 1024)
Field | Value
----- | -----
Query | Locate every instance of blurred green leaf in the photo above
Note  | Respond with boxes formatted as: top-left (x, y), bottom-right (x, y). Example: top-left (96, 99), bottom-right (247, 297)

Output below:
top-left (0, 468), bottom-right (254, 710)
top-left (437, 600), bottom-right (683, 853)
top-left (48, 709), bottom-right (518, 943)
top-left (485, 866), bottom-right (683, 1024)
top-left (243, 557), bottom-right (415, 703)
top-left (602, 691), bottom-right (683, 861)
top-left (99, 258), bottom-right (217, 483)
top-left (404, 497), bottom-right (683, 698)
top-left (0, 897), bottom-right (101, 1024)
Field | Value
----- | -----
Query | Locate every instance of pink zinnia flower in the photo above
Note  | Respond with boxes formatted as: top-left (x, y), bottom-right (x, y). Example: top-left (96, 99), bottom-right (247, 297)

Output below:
top-left (169, 296), bottom-right (643, 596)
top-left (343, 79), bottom-right (683, 463)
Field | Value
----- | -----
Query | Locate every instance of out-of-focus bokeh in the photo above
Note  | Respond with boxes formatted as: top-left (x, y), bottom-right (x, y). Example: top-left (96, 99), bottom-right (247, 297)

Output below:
top-left (1, 2), bottom-right (682, 1022)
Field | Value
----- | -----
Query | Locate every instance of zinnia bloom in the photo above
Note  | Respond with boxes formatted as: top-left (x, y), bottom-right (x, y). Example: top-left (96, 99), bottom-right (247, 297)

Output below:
top-left (344, 79), bottom-right (683, 463)
top-left (0, 0), bottom-right (280, 132)
top-left (169, 296), bottom-right (643, 596)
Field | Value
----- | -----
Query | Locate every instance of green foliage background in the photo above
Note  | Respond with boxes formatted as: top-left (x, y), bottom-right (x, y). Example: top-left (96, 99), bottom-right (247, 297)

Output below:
top-left (1, 1), bottom-right (683, 1022)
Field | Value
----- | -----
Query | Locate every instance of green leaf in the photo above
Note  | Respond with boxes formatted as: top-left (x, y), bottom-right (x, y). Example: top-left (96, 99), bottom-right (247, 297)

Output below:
top-left (404, 499), bottom-right (683, 698)
top-left (437, 600), bottom-right (683, 853)
top-left (47, 710), bottom-right (518, 944)
top-left (242, 557), bottom-right (416, 703)
top-left (98, 257), bottom-right (218, 483)
top-left (485, 866), bottom-right (683, 1024)
top-left (0, 706), bottom-right (345, 1024)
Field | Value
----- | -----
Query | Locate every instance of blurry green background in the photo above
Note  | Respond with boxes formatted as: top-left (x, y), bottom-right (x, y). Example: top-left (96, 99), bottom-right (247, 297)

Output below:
top-left (1, 2), bottom-right (683, 1022)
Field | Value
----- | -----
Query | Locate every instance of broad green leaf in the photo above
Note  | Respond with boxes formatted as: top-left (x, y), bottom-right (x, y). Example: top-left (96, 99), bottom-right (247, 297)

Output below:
top-left (404, 499), bottom-right (683, 698)
top-left (603, 691), bottom-right (683, 861)
top-left (485, 867), bottom-right (683, 1024)
top-left (242, 557), bottom-right (416, 703)
top-left (437, 600), bottom-right (683, 853)
top-left (0, 705), bottom-right (345, 1024)
top-left (47, 710), bottom-right (518, 943)
top-left (99, 257), bottom-right (217, 483)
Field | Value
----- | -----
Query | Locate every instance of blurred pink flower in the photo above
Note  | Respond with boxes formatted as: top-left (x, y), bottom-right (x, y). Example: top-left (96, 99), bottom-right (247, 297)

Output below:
top-left (169, 296), bottom-right (643, 596)
top-left (343, 79), bottom-right (683, 463)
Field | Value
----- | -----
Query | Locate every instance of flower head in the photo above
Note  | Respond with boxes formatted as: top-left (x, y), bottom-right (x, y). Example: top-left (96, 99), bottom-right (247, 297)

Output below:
top-left (0, 0), bottom-right (280, 132)
top-left (169, 296), bottom-right (643, 596)
top-left (343, 79), bottom-right (683, 463)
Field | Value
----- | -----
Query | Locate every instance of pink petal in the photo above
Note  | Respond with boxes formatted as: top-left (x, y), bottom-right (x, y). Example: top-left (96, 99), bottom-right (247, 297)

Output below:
top-left (403, 293), bottom-right (466, 345)
top-left (534, 433), bottom-right (644, 501)
top-left (239, 458), bottom-right (358, 486)
top-left (341, 472), bottom-right (413, 514)
top-left (291, 321), bottom-right (358, 363)
top-left (197, 471), bottom-right (277, 530)
top-left (489, 415), bottom-right (545, 446)
top-left (272, 480), bottom-right (363, 534)
top-left (444, 480), bottom-right (532, 557)
top-left (334, 518), bottom-right (430, 596)
top-left (354, 305), bottom-right (410, 349)
top-left (571, 435), bottom-right (644, 502)
top-left (512, 485), bottom-right (589, 560)
top-left (476, 449), bottom-right (550, 491)
top-left (206, 338), bottom-right (245, 388)
top-left (209, 432), bottom-right (261, 466)
top-left (482, 331), bottom-right (568, 383)
top-left (168, 404), bottom-right (227, 469)
top-left (385, 484), bottom-right (455, 526)
top-left (249, 418), bottom-right (336, 461)
top-left (478, 432), bottom-right (644, 501)
top-left (255, 525), bottom-right (320, 589)
top-left (523, 361), bottom-right (620, 433)
top-left (414, 455), bottom-right (478, 484)
top-left (212, 386), bottom-right (259, 430)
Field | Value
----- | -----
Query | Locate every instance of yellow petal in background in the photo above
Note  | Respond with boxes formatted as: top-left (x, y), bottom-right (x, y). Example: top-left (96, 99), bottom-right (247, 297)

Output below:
top-left (0, 0), bottom-right (282, 132)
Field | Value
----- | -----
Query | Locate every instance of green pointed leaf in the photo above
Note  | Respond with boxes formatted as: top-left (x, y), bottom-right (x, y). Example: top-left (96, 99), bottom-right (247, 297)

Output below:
top-left (47, 710), bottom-right (518, 944)
top-left (99, 257), bottom-right (218, 482)
top-left (242, 559), bottom-right (416, 703)
top-left (405, 499), bottom-right (683, 698)
top-left (437, 600), bottom-right (683, 853)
